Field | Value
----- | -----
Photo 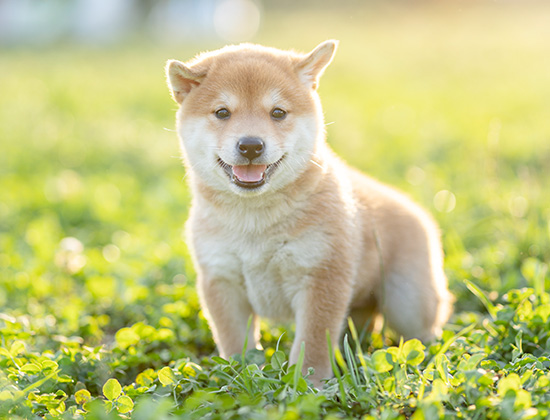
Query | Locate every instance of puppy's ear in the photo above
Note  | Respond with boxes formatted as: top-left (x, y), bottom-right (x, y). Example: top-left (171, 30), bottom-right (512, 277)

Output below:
top-left (296, 40), bottom-right (338, 90)
top-left (166, 60), bottom-right (207, 104)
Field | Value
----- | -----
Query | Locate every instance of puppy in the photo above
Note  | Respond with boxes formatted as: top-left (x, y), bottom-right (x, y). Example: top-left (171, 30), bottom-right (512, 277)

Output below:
top-left (166, 41), bottom-right (452, 386)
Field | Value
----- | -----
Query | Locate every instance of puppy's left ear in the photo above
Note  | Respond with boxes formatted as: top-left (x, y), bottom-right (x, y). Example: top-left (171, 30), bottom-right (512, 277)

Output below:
top-left (296, 40), bottom-right (338, 90)
top-left (166, 60), bottom-right (207, 104)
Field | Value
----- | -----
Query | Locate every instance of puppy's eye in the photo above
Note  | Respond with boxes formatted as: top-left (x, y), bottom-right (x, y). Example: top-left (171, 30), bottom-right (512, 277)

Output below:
top-left (215, 108), bottom-right (231, 120)
top-left (271, 108), bottom-right (287, 120)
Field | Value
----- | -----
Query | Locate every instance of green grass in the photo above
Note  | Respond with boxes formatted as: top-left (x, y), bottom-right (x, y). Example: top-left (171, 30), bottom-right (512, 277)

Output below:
top-left (1, 3), bottom-right (550, 419)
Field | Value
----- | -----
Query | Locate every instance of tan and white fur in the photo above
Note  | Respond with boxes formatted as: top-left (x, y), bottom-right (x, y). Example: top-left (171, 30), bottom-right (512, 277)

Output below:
top-left (166, 41), bottom-right (452, 386)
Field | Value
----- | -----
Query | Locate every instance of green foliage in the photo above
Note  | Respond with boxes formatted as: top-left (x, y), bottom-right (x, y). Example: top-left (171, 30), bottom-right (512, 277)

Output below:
top-left (1, 4), bottom-right (550, 419)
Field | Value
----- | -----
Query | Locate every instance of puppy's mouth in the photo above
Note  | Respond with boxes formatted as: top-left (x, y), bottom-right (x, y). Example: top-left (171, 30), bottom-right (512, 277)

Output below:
top-left (217, 157), bottom-right (284, 189)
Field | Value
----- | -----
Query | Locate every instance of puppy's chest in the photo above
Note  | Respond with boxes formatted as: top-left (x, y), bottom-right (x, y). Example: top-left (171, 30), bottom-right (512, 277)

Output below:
top-left (244, 238), bottom-right (313, 319)
top-left (199, 228), bottom-right (329, 319)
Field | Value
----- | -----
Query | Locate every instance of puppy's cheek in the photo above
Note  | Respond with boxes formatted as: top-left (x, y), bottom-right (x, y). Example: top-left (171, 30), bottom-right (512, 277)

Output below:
top-left (179, 120), bottom-right (227, 186)
top-left (179, 119), bottom-right (213, 159)
top-left (283, 117), bottom-right (318, 165)
top-left (295, 116), bottom-right (319, 147)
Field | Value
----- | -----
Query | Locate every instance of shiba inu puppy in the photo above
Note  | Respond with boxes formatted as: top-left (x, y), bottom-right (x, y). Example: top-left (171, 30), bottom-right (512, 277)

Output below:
top-left (166, 41), bottom-right (452, 386)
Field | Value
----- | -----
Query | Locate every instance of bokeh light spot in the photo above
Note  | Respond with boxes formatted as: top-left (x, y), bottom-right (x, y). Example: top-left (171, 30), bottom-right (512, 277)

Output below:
top-left (405, 166), bottom-right (426, 186)
top-left (103, 244), bottom-right (121, 263)
top-left (434, 190), bottom-right (456, 213)
top-left (509, 196), bottom-right (528, 218)
top-left (213, 0), bottom-right (260, 43)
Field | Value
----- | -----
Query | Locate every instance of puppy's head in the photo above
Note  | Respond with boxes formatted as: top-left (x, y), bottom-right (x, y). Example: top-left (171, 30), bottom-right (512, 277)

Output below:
top-left (166, 41), bottom-right (337, 196)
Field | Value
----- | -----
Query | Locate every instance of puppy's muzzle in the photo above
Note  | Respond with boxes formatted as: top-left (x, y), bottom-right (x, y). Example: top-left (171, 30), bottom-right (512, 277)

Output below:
top-left (217, 136), bottom-right (284, 190)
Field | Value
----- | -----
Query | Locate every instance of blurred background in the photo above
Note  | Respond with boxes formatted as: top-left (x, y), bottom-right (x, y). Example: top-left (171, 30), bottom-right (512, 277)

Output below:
top-left (0, 0), bottom-right (262, 46)
top-left (0, 0), bottom-right (549, 351)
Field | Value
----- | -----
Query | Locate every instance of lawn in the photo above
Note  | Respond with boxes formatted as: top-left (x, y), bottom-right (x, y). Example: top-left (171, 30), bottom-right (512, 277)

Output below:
top-left (1, 3), bottom-right (549, 419)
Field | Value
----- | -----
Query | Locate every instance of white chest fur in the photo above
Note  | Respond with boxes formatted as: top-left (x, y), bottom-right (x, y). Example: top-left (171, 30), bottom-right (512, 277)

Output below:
top-left (191, 216), bottom-right (329, 320)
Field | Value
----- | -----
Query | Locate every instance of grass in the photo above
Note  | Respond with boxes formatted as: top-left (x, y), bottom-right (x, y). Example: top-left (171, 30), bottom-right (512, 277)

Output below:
top-left (1, 3), bottom-right (549, 419)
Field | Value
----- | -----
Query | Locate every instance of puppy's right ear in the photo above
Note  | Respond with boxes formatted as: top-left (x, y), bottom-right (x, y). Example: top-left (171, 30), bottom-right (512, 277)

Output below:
top-left (166, 60), bottom-right (206, 104)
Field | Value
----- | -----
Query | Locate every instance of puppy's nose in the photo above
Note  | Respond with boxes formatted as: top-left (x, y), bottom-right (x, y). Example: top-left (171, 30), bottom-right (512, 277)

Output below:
top-left (237, 137), bottom-right (264, 161)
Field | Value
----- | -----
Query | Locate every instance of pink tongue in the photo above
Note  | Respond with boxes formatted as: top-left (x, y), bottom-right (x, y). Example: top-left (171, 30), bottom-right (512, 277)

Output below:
top-left (232, 164), bottom-right (267, 182)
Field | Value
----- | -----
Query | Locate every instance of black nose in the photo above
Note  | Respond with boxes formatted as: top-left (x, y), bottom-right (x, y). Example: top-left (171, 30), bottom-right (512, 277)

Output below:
top-left (237, 137), bottom-right (264, 161)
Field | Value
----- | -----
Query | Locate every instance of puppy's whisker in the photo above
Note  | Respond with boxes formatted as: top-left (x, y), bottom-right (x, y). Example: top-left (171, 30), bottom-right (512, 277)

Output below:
top-left (280, 157), bottom-right (297, 178)
top-left (179, 159), bottom-right (210, 182)
top-left (309, 159), bottom-right (325, 170)
top-left (181, 167), bottom-right (195, 182)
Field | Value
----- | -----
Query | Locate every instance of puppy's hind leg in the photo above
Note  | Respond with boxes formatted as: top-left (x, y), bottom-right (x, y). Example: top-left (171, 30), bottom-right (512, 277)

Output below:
top-left (381, 266), bottom-right (452, 342)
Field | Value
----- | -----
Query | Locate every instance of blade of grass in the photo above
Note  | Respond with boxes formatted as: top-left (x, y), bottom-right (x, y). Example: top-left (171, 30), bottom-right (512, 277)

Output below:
top-left (464, 279), bottom-right (497, 319)
top-left (275, 332), bottom-right (286, 352)
top-left (348, 317), bottom-right (369, 384)
top-left (327, 329), bottom-right (348, 407)
top-left (343, 334), bottom-right (361, 394)
top-left (293, 341), bottom-right (305, 394)
top-left (241, 315), bottom-right (253, 367)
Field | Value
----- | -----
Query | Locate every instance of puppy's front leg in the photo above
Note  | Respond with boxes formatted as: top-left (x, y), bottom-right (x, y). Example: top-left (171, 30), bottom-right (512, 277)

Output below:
top-left (290, 276), bottom-right (352, 387)
top-left (197, 274), bottom-right (260, 359)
